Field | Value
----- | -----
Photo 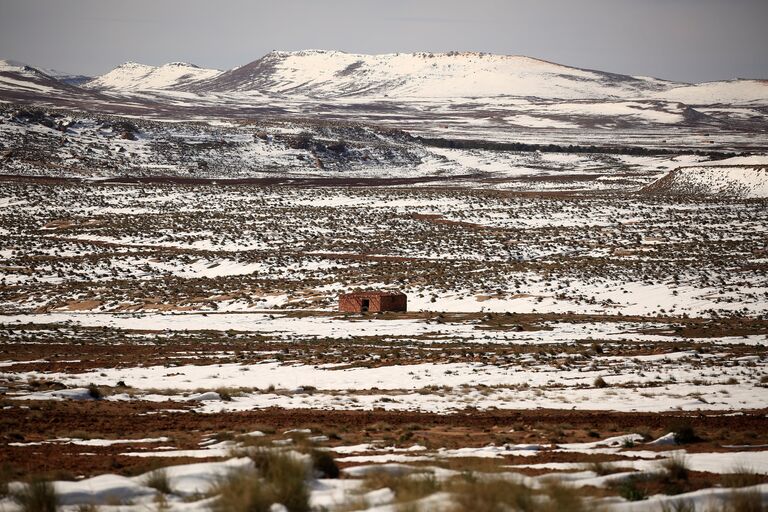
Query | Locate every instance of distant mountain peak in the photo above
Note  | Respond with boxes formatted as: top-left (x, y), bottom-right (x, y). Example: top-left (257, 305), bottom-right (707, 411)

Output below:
top-left (164, 62), bottom-right (202, 68)
top-left (186, 49), bottom-right (679, 99)
top-left (85, 60), bottom-right (221, 91)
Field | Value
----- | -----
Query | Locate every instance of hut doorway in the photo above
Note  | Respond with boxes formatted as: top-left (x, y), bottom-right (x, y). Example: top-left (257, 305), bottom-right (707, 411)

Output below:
top-left (361, 299), bottom-right (370, 312)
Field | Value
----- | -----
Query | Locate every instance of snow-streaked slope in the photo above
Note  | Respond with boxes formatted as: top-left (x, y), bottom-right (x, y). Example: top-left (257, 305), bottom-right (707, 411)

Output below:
top-left (40, 67), bottom-right (92, 86)
top-left (85, 61), bottom-right (222, 91)
top-left (657, 79), bottom-right (768, 105)
top-left (645, 165), bottom-right (768, 198)
top-left (0, 59), bottom-right (72, 94)
top-left (189, 50), bottom-right (679, 99)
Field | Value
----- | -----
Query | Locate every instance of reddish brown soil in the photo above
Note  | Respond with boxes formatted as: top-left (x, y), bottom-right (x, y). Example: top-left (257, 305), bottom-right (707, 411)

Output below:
top-left (1, 399), bottom-right (766, 480)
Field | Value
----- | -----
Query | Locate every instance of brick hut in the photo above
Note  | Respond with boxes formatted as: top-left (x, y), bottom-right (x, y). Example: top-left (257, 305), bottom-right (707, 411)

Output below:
top-left (339, 291), bottom-right (407, 313)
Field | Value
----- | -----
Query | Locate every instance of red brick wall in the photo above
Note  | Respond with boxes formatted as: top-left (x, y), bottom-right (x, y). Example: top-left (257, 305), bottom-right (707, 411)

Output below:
top-left (380, 294), bottom-right (407, 312)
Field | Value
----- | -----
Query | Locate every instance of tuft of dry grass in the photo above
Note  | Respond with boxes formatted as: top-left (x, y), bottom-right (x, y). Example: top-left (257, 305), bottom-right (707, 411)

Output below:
top-left (213, 450), bottom-right (310, 512)
top-left (448, 475), bottom-right (587, 512)
top-left (660, 500), bottom-right (696, 512)
top-left (144, 468), bottom-right (172, 494)
top-left (12, 479), bottom-right (59, 512)
top-left (363, 470), bottom-right (440, 504)
top-left (309, 449), bottom-right (339, 479)
top-left (719, 489), bottom-right (766, 512)
top-left (721, 466), bottom-right (764, 488)
top-left (661, 454), bottom-right (690, 482)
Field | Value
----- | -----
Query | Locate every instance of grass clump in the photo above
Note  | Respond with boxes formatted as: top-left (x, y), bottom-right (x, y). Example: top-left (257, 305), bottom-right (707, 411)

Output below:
top-left (364, 470), bottom-right (439, 504)
top-left (613, 475), bottom-right (649, 501)
top-left (660, 500), bottom-right (696, 512)
top-left (86, 383), bottom-right (102, 400)
top-left (587, 461), bottom-right (616, 476)
top-left (671, 423), bottom-right (698, 444)
top-left (450, 475), bottom-right (534, 512)
top-left (541, 481), bottom-right (587, 512)
top-left (720, 489), bottom-right (765, 512)
top-left (212, 468), bottom-right (273, 512)
top-left (661, 454), bottom-right (690, 482)
top-left (310, 450), bottom-right (339, 479)
top-left (144, 468), bottom-right (172, 494)
top-left (213, 449), bottom-right (309, 512)
top-left (593, 376), bottom-right (608, 388)
top-left (722, 466), bottom-right (763, 488)
top-left (12, 479), bottom-right (58, 512)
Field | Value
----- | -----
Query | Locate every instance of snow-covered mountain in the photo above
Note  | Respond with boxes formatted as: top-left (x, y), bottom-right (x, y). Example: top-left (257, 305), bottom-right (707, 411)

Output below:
top-left (84, 61), bottom-right (221, 91)
top-left (40, 67), bottom-right (92, 86)
top-left (187, 50), bottom-right (680, 99)
top-left (0, 59), bottom-right (79, 95)
top-left (4, 51), bottom-right (767, 105)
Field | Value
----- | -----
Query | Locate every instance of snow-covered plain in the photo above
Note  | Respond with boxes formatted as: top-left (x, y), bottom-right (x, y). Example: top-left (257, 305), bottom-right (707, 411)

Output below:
top-left (1, 438), bottom-right (767, 512)
top-left (1, 183), bottom-right (766, 316)
top-left (1, 49), bottom-right (768, 512)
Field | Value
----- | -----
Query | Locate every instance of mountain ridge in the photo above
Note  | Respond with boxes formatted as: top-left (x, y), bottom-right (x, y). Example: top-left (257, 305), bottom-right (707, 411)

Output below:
top-left (1, 51), bottom-right (766, 107)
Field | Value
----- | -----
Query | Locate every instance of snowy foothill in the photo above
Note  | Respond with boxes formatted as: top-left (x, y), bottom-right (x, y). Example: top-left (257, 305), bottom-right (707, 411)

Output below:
top-left (646, 165), bottom-right (768, 198)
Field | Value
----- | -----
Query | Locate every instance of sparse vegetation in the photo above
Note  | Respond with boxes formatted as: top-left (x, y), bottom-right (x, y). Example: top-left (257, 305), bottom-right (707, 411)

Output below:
top-left (661, 454), bottom-right (690, 482)
top-left (364, 470), bottom-right (439, 503)
top-left (144, 468), bottom-right (172, 494)
top-left (213, 451), bottom-right (309, 512)
top-left (309, 450), bottom-right (339, 479)
top-left (720, 489), bottom-right (766, 512)
top-left (672, 424), bottom-right (698, 444)
top-left (86, 383), bottom-right (102, 400)
top-left (722, 466), bottom-right (763, 488)
top-left (12, 480), bottom-right (59, 512)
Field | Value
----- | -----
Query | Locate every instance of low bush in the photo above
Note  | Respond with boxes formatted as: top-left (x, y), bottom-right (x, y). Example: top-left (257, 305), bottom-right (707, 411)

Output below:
top-left (614, 475), bottom-right (649, 501)
top-left (451, 477), bottom-right (534, 511)
top-left (662, 454), bottom-right (690, 481)
top-left (661, 500), bottom-right (696, 512)
top-left (671, 423), bottom-right (698, 444)
top-left (144, 468), bottom-right (172, 494)
top-left (213, 451), bottom-right (309, 512)
top-left (364, 470), bottom-right (439, 504)
top-left (721, 489), bottom-right (765, 512)
top-left (310, 450), bottom-right (339, 479)
top-left (12, 479), bottom-right (58, 512)
top-left (86, 383), bottom-right (102, 400)
top-left (722, 466), bottom-right (763, 488)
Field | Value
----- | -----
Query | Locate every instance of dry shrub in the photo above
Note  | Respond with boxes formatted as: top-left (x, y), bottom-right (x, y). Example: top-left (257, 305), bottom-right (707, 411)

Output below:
top-left (720, 489), bottom-right (765, 512)
top-left (721, 466), bottom-right (763, 488)
top-left (213, 450), bottom-right (309, 512)
top-left (364, 470), bottom-right (440, 504)
top-left (310, 450), bottom-right (339, 479)
top-left (450, 477), bottom-right (535, 512)
top-left (12, 480), bottom-right (58, 512)
top-left (144, 468), bottom-right (172, 494)
top-left (661, 454), bottom-right (690, 481)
